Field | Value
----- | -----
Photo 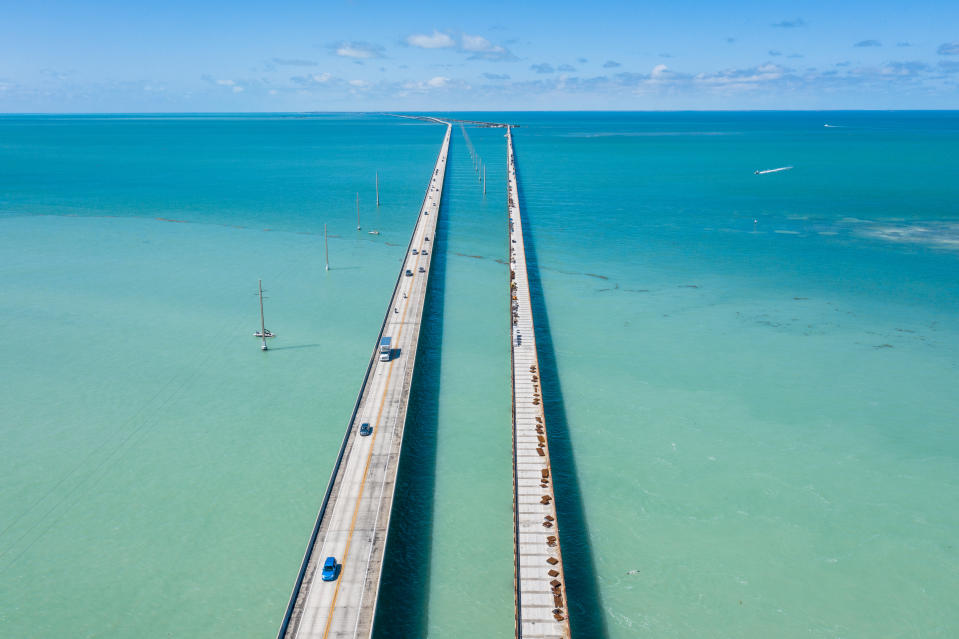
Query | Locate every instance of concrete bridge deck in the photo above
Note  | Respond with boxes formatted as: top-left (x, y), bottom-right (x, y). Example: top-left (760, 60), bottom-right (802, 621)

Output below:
top-left (507, 127), bottom-right (572, 638)
top-left (278, 122), bottom-right (451, 639)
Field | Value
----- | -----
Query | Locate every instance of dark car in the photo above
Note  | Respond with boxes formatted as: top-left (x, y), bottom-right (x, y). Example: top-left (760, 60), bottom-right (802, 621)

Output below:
top-left (405, 269), bottom-right (413, 277)
top-left (359, 422), bottom-right (373, 436)
top-left (321, 557), bottom-right (338, 581)
top-left (418, 266), bottom-right (425, 273)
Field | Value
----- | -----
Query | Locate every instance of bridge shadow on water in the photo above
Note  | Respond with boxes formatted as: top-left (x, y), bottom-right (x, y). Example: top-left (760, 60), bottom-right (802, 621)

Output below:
top-left (514, 139), bottom-right (609, 637)
top-left (373, 132), bottom-right (606, 636)
top-left (371, 139), bottom-right (453, 638)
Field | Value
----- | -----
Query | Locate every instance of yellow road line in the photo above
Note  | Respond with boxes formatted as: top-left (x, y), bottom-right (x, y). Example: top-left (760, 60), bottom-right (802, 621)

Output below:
top-left (320, 235), bottom-right (428, 638)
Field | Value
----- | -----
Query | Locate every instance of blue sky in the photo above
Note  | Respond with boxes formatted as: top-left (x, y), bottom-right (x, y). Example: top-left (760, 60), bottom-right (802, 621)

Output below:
top-left (1, 0), bottom-right (957, 111)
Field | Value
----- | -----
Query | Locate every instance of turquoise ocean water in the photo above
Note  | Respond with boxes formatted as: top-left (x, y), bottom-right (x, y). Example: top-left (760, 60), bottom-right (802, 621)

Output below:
top-left (1, 112), bottom-right (957, 637)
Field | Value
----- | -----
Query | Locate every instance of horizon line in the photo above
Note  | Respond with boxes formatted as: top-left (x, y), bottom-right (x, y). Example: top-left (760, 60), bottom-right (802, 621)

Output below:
top-left (3, 108), bottom-right (959, 116)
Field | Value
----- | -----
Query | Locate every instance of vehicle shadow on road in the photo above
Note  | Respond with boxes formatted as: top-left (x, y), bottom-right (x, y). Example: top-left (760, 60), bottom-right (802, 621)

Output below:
top-left (514, 136), bottom-right (609, 638)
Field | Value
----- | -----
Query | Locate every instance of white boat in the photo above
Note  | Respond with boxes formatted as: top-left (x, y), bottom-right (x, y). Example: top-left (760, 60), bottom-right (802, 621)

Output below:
top-left (754, 166), bottom-right (794, 175)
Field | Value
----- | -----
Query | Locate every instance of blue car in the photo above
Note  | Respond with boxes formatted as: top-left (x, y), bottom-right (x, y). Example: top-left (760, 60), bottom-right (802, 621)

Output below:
top-left (359, 422), bottom-right (373, 437)
top-left (321, 557), bottom-right (338, 581)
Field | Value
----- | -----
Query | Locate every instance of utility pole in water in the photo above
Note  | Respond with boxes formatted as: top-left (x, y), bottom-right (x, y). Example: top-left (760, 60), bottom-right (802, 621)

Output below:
top-left (254, 279), bottom-right (275, 351)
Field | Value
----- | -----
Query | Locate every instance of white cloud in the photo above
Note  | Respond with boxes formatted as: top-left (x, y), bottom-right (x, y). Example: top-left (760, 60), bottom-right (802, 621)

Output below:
top-left (880, 61), bottom-right (929, 76)
top-left (337, 46), bottom-right (372, 59)
top-left (406, 31), bottom-right (455, 49)
top-left (651, 64), bottom-right (669, 78)
top-left (289, 72), bottom-right (339, 87)
top-left (462, 34), bottom-right (492, 51)
top-left (401, 76), bottom-right (461, 91)
top-left (693, 63), bottom-right (786, 90)
top-left (334, 42), bottom-right (384, 59)
top-left (349, 79), bottom-right (369, 87)
top-left (207, 77), bottom-right (245, 92)
top-left (461, 33), bottom-right (514, 60)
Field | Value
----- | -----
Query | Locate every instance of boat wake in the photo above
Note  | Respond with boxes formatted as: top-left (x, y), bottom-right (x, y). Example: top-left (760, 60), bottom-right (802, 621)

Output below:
top-left (754, 166), bottom-right (793, 175)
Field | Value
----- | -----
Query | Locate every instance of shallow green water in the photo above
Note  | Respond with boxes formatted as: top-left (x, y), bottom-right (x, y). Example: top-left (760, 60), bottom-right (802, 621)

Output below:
top-left (1, 112), bottom-right (958, 638)
top-left (508, 111), bottom-right (959, 637)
